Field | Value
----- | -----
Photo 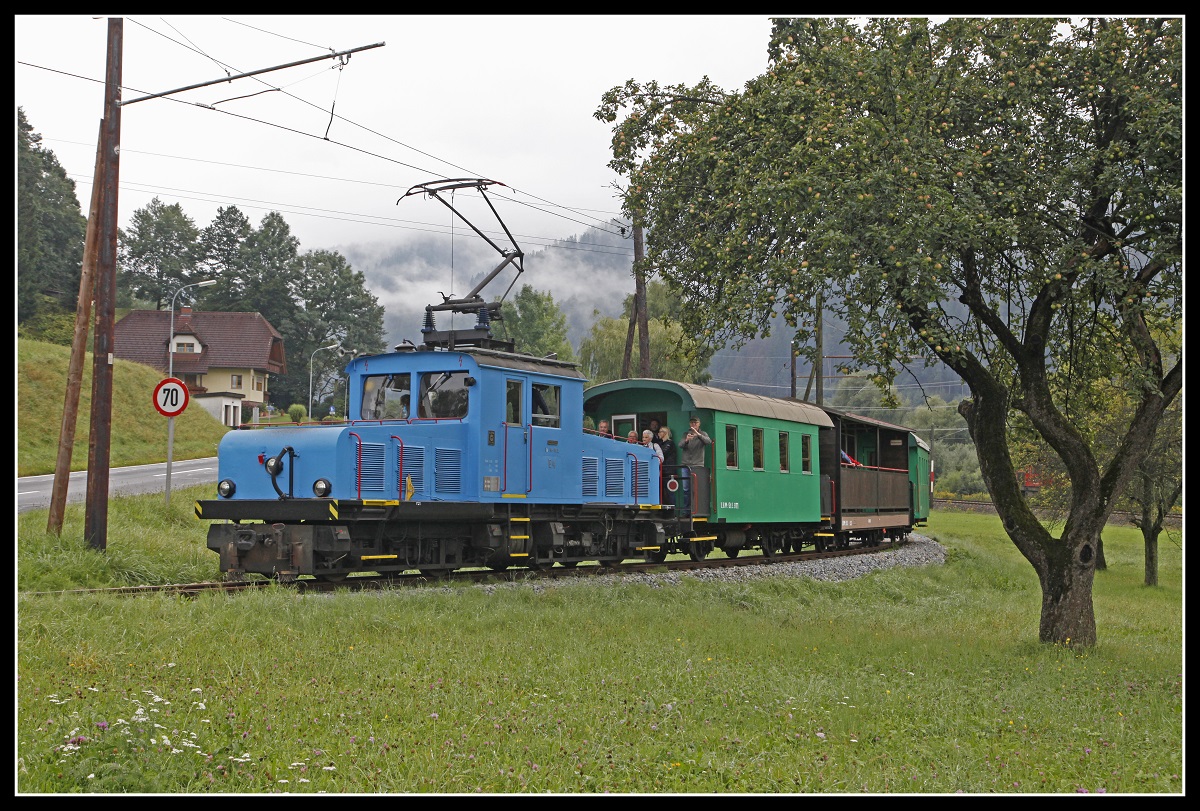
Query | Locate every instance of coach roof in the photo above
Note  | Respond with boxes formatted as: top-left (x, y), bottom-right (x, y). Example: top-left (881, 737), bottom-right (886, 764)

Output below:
top-left (585, 379), bottom-right (834, 427)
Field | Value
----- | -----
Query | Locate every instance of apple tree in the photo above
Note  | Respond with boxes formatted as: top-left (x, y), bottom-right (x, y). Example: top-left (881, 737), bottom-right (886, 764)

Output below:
top-left (595, 17), bottom-right (1181, 646)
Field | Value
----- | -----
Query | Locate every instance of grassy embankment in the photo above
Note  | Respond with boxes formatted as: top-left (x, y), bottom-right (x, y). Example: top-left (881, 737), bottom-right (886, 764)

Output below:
top-left (16, 494), bottom-right (1182, 794)
top-left (17, 337), bottom-right (231, 477)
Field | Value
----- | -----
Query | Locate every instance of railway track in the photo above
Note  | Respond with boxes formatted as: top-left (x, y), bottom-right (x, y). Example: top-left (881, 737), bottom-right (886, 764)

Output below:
top-left (25, 538), bottom-right (907, 599)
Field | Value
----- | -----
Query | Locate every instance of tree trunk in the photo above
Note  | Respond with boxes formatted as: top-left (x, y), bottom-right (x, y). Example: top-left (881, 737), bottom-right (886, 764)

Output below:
top-left (960, 380), bottom-right (1099, 647)
top-left (1035, 528), bottom-right (1099, 646)
top-left (1144, 532), bottom-right (1159, 587)
top-left (1094, 536), bottom-right (1107, 571)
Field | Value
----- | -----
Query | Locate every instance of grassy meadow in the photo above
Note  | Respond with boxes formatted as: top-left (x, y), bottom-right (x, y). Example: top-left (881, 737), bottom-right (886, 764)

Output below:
top-left (16, 494), bottom-right (1183, 794)
top-left (17, 338), bottom-right (230, 477)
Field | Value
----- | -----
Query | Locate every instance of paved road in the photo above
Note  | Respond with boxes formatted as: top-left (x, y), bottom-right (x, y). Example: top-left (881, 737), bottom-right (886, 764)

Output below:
top-left (17, 457), bottom-right (219, 513)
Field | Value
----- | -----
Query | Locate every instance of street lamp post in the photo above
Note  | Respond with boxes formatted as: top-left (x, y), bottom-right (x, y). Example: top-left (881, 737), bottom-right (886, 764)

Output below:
top-left (309, 343), bottom-right (342, 421)
top-left (166, 279), bottom-right (216, 506)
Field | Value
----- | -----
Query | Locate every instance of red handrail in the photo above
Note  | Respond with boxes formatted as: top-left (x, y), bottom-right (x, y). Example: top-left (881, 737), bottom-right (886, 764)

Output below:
top-left (348, 431), bottom-right (363, 499)
top-left (627, 452), bottom-right (640, 505)
top-left (389, 435), bottom-right (404, 501)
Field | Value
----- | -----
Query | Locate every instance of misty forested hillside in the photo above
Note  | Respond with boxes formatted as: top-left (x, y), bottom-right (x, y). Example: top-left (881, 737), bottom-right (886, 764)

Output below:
top-left (335, 223), bottom-right (962, 408)
top-left (335, 222), bottom-right (634, 351)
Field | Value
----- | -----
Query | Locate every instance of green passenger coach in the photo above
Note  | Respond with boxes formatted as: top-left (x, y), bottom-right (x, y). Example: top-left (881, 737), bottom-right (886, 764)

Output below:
top-left (583, 379), bottom-right (835, 560)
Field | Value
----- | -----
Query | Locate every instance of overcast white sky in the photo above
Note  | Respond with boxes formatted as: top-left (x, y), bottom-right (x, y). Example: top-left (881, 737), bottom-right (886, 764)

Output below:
top-left (16, 15), bottom-right (775, 258)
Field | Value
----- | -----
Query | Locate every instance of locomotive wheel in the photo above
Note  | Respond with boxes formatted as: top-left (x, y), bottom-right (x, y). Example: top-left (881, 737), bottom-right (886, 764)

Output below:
top-left (558, 560), bottom-right (579, 568)
top-left (724, 547), bottom-right (741, 559)
top-left (315, 572), bottom-right (346, 583)
top-left (688, 541), bottom-right (710, 562)
top-left (645, 548), bottom-right (668, 564)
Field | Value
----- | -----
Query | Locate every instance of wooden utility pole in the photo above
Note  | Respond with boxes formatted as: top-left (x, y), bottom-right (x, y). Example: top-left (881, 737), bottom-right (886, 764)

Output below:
top-left (47, 121), bottom-right (104, 535)
top-left (84, 18), bottom-right (122, 551)
top-left (814, 290), bottom-right (824, 406)
top-left (633, 224), bottom-right (650, 377)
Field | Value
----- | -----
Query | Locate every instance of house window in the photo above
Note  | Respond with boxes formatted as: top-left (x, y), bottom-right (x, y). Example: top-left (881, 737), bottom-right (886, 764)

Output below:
top-left (779, 432), bottom-right (790, 473)
top-left (801, 434), bottom-right (813, 474)
top-left (752, 427), bottom-right (764, 470)
top-left (231, 374), bottom-right (243, 390)
top-left (254, 375), bottom-right (264, 392)
top-left (182, 374), bottom-right (200, 389)
top-left (174, 341), bottom-right (195, 353)
top-left (725, 425), bottom-right (738, 468)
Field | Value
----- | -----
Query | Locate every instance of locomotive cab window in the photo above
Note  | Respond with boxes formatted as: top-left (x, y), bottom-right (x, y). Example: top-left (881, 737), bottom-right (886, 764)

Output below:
top-left (506, 379), bottom-right (522, 424)
top-left (725, 425), bottom-right (739, 468)
top-left (360, 373), bottom-right (411, 421)
top-left (418, 371), bottom-right (470, 419)
top-left (531, 383), bottom-right (561, 427)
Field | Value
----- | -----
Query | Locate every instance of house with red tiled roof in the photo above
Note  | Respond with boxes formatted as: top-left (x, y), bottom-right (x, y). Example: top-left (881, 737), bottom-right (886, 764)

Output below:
top-left (114, 306), bottom-right (287, 427)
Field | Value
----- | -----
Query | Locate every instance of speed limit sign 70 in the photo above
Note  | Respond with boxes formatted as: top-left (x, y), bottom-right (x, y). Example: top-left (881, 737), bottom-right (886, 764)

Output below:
top-left (153, 378), bottom-right (190, 417)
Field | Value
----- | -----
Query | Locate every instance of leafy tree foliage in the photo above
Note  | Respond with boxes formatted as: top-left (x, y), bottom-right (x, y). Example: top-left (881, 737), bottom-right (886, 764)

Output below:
top-left (194, 206), bottom-right (253, 309)
top-left (16, 107), bottom-right (86, 328)
top-left (117, 197), bottom-right (201, 310)
top-left (292, 249), bottom-right (387, 413)
top-left (114, 202), bottom-right (386, 414)
top-left (579, 311), bottom-right (711, 385)
top-left (596, 18), bottom-right (1181, 646)
top-left (495, 284), bottom-right (577, 362)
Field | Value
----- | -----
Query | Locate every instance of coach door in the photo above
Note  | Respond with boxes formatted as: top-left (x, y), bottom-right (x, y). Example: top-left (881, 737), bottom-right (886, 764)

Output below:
top-left (502, 377), bottom-right (529, 495)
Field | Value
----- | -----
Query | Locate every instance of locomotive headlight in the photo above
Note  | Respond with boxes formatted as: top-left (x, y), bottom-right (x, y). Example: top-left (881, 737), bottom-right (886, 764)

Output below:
top-left (217, 479), bottom-right (236, 498)
top-left (265, 456), bottom-right (284, 476)
top-left (312, 478), bottom-right (333, 498)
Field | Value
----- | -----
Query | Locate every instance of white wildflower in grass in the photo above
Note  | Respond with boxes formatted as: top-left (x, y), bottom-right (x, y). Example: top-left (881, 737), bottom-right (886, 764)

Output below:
top-left (323, 765), bottom-right (336, 771)
top-left (191, 688), bottom-right (202, 693)
top-left (298, 779), bottom-right (310, 784)
top-left (87, 687), bottom-right (98, 692)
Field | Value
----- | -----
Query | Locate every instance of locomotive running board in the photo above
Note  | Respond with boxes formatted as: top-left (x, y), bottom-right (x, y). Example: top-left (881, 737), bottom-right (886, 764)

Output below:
top-left (195, 499), bottom-right (495, 522)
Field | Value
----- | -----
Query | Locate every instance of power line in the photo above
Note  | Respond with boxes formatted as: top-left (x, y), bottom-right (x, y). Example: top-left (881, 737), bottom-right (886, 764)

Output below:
top-left (67, 173), bottom-right (635, 258)
top-left (20, 38), bottom-right (627, 240)
top-left (130, 15), bottom-right (631, 237)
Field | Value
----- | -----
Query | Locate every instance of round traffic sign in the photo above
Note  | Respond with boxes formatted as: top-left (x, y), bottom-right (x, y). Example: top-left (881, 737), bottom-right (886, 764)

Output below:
top-left (153, 377), bottom-right (190, 417)
top-left (666, 476), bottom-right (679, 493)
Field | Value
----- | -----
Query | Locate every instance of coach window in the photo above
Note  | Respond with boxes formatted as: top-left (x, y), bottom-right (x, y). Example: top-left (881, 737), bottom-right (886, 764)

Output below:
top-left (531, 383), bottom-right (561, 427)
top-left (779, 431), bottom-right (790, 473)
top-left (725, 425), bottom-right (739, 468)
top-left (360, 373), bottom-right (411, 420)
top-left (801, 434), bottom-right (813, 474)
top-left (752, 427), bottom-right (765, 470)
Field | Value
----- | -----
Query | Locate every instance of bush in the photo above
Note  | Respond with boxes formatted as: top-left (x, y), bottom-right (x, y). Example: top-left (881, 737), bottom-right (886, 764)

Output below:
top-left (287, 403), bottom-right (307, 423)
top-left (16, 298), bottom-right (77, 346)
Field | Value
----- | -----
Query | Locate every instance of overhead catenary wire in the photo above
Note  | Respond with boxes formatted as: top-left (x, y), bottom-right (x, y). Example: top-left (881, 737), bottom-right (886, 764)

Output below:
top-left (21, 19), bottom-right (629, 241)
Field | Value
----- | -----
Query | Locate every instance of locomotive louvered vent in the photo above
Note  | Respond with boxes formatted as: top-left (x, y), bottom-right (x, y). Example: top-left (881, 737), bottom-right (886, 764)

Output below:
top-left (400, 446), bottom-right (426, 497)
top-left (435, 447), bottom-right (462, 494)
top-left (358, 443), bottom-right (386, 492)
top-left (634, 459), bottom-right (650, 500)
top-left (604, 458), bottom-right (625, 498)
top-left (582, 457), bottom-right (599, 497)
